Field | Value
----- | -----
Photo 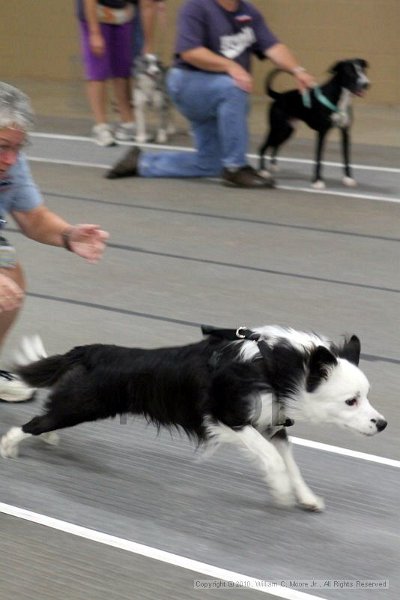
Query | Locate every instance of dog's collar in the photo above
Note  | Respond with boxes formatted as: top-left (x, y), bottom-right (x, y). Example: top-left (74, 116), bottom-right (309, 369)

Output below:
top-left (202, 325), bottom-right (294, 428)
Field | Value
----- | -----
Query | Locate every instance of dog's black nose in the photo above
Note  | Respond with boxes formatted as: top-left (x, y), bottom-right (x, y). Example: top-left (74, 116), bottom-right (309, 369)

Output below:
top-left (372, 418), bottom-right (387, 432)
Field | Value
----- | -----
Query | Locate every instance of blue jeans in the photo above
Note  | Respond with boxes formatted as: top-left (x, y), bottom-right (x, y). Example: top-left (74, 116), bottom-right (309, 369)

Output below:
top-left (132, 9), bottom-right (144, 63)
top-left (138, 68), bottom-right (250, 178)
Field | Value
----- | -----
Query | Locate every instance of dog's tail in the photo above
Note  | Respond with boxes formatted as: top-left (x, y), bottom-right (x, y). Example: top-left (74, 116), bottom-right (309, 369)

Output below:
top-left (14, 336), bottom-right (77, 388)
top-left (265, 69), bottom-right (282, 99)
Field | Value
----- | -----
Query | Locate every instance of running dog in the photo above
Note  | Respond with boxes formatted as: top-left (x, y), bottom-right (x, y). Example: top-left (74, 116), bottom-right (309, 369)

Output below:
top-left (133, 53), bottom-right (175, 144)
top-left (259, 59), bottom-right (370, 189)
top-left (0, 326), bottom-right (386, 512)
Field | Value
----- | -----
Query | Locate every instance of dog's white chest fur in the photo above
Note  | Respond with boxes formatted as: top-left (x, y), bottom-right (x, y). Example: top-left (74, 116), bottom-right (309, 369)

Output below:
top-left (331, 89), bottom-right (352, 128)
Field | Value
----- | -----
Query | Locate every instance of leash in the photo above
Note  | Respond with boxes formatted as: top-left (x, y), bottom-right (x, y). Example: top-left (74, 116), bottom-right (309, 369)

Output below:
top-left (201, 325), bottom-right (294, 428)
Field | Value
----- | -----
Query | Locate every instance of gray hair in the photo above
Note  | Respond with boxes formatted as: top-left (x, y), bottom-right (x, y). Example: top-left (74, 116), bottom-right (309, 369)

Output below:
top-left (0, 82), bottom-right (35, 131)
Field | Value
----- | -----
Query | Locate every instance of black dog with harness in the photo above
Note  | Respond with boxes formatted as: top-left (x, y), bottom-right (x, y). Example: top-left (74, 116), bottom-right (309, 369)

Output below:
top-left (258, 59), bottom-right (370, 189)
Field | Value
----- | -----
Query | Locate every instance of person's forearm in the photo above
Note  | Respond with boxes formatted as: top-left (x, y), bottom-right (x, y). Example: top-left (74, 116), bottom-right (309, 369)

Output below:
top-left (265, 43), bottom-right (304, 74)
top-left (83, 0), bottom-right (101, 34)
top-left (180, 47), bottom-right (234, 73)
top-left (12, 207), bottom-right (71, 247)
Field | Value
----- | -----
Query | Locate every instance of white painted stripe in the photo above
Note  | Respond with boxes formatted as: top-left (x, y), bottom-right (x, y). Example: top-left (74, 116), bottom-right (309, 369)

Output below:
top-left (253, 155), bottom-right (400, 175)
top-left (27, 155), bottom-right (400, 204)
top-left (291, 437), bottom-right (400, 468)
top-left (30, 132), bottom-right (400, 174)
top-left (277, 184), bottom-right (400, 204)
top-left (0, 501), bottom-right (325, 600)
top-left (28, 156), bottom-right (109, 169)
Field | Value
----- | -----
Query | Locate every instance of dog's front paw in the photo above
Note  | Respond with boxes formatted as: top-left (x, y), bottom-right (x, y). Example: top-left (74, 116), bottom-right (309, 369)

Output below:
top-left (299, 494), bottom-right (325, 512)
top-left (342, 176), bottom-right (357, 187)
top-left (311, 180), bottom-right (326, 190)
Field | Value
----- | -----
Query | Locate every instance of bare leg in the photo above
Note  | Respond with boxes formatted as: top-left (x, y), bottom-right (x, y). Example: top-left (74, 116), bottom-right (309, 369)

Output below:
top-left (112, 77), bottom-right (134, 123)
top-left (85, 80), bottom-right (108, 124)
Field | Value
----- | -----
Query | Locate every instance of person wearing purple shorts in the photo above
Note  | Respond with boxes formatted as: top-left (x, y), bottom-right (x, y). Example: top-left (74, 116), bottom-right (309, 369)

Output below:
top-left (107, 0), bottom-right (316, 188)
top-left (77, 0), bottom-right (135, 146)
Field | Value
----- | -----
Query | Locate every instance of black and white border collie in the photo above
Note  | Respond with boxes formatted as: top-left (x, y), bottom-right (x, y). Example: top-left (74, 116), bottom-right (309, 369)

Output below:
top-left (1, 326), bottom-right (387, 512)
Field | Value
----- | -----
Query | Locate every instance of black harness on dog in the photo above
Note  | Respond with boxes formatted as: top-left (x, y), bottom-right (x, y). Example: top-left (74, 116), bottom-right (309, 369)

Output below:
top-left (201, 325), bottom-right (294, 429)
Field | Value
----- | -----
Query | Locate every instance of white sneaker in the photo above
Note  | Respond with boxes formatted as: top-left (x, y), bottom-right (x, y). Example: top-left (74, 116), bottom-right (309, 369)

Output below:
top-left (115, 122), bottom-right (136, 141)
top-left (0, 370), bottom-right (35, 402)
top-left (92, 123), bottom-right (116, 147)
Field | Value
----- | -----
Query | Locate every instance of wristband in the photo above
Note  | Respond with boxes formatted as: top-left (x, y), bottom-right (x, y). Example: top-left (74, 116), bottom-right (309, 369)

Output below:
top-left (61, 228), bottom-right (73, 252)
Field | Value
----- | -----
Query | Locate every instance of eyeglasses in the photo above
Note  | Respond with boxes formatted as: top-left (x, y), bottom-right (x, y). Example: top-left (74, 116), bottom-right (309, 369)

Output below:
top-left (0, 140), bottom-right (30, 155)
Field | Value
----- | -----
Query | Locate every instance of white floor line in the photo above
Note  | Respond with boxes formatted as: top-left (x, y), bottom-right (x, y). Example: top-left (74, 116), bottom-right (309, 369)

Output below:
top-left (28, 156), bottom-right (109, 169)
top-left (291, 437), bottom-right (400, 468)
top-left (277, 184), bottom-right (400, 204)
top-left (27, 155), bottom-right (400, 204)
top-left (0, 501), bottom-right (325, 600)
top-left (30, 132), bottom-right (400, 174)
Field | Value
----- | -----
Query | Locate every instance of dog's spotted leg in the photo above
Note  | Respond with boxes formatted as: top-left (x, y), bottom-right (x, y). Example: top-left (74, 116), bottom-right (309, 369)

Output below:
top-left (0, 426), bottom-right (31, 458)
top-left (270, 429), bottom-right (325, 512)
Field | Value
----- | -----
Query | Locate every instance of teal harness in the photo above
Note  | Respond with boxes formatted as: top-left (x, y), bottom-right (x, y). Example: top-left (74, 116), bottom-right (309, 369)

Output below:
top-left (302, 86), bottom-right (341, 113)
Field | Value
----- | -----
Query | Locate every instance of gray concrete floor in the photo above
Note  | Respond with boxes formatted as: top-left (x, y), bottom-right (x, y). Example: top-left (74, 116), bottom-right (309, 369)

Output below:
top-left (0, 80), bottom-right (399, 600)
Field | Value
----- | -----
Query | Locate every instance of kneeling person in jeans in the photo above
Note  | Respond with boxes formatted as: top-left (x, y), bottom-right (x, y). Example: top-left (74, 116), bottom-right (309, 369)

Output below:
top-left (106, 0), bottom-right (315, 188)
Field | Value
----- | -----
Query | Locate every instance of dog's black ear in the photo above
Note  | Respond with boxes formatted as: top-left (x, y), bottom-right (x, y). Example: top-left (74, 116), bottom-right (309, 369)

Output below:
top-left (306, 346), bottom-right (337, 392)
top-left (338, 335), bottom-right (361, 366)
top-left (358, 59), bottom-right (369, 69)
top-left (329, 61), bottom-right (343, 74)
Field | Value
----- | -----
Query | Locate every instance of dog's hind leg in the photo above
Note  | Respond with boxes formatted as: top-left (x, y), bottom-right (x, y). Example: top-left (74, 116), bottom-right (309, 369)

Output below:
top-left (259, 107), bottom-right (294, 174)
top-left (340, 127), bottom-right (357, 187)
top-left (270, 429), bottom-right (325, 512)
top-left (0, 423), bottom-right (60, 458)
top-left (0, 411), bottom-right (85, 458)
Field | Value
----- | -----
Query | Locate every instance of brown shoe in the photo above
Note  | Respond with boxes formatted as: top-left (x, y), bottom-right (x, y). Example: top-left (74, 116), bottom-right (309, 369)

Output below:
top-left (222, 165), bottom-right (275, 188)
top-left (105, 147), bottom-right (141, 179)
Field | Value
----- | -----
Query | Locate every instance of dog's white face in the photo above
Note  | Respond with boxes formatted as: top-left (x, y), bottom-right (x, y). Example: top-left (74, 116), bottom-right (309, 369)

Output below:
top-left (305, 358), bottom-right (386, 436)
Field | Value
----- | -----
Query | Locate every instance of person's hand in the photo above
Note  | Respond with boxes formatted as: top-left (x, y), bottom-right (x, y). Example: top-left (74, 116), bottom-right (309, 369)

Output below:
top-left (293, 69), bottom-right (316, 93)
top-left (65, 225), bottom-right (109, 263)
top-left (0, 272), bottom-right (24, 313)
top-left (226, 62), bottom-right (253, 93)
top-left (89, 31), bottom-right (105, 56)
